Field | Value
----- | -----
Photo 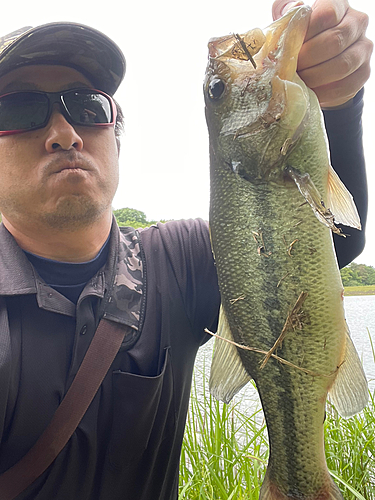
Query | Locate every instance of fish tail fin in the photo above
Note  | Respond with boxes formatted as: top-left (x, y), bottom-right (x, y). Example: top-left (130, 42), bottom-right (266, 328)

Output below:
top-left (260, 471), bottom-right (344, 499)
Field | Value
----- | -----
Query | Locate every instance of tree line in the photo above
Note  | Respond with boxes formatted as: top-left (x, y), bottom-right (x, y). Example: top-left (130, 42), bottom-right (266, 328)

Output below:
top-left (113, 207), bottom-right (167, 228)
top-left (340, 262), bottom-right (375, 287)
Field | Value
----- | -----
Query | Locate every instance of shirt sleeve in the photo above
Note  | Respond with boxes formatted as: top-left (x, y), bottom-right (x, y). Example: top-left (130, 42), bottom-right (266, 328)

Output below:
top-left (322, 88), bottom-right (368, 269)
top-left (142, 219), bottom-right (220, 344)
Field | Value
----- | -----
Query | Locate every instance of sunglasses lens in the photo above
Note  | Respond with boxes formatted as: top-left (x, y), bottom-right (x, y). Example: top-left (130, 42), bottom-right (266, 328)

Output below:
top-left (0, 89), bottom-right (114, 134)
top-left (64, 91), bottom-right (113, 125)
top-left (0, 92), bottom-right (49, 131)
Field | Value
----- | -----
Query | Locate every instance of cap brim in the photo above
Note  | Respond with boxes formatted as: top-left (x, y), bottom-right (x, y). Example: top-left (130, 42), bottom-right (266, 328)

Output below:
top-left (0, 23), bottom-right (126, 95)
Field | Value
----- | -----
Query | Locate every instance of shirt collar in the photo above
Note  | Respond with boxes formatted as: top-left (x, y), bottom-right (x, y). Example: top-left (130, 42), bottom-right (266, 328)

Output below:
top-left (0, 223), bottom-right (37, 295)
top-left (0, 220), bottom-right (146, 334)
top-left (100, 221), bottom-right (146, 333)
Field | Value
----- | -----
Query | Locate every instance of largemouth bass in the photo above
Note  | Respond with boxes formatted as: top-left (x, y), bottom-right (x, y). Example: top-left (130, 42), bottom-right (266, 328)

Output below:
top-left (204, 6), bottom-right (368, 500)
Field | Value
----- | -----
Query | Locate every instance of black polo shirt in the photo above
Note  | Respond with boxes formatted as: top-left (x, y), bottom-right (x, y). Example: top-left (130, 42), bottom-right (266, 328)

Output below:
top-left (0, 218), bottom-right (220, 500)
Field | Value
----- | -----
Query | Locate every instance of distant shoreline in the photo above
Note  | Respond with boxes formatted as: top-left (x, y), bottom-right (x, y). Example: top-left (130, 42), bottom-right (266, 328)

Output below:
top-left (344, 285), bottom-right (375, 296)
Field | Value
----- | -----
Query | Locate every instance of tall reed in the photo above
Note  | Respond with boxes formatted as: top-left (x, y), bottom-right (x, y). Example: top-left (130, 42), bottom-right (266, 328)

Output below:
top-left (179, 366), bottom-right (375, 499)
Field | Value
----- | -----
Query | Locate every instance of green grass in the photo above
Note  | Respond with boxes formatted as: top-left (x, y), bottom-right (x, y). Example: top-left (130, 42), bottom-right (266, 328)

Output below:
top-left (179, 372), bottom-right (375, 499)
top-left (179, 376), bottom-right (268, 499)
top-left (344, 285), bottom-right (375, 296)
top-left (325, 393), bottom-right (375, 500)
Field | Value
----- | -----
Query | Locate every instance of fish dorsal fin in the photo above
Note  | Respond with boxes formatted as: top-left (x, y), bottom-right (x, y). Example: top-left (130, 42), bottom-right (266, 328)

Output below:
top-left (209, 305), bottom-right (252, 404)
top-left (328, 324), bottom-right (368, 418)
top-left (327, 164), bottom-right (361, 230)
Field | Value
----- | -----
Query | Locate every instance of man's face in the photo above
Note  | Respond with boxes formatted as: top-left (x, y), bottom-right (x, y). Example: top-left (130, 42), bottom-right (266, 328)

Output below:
top-left (0, 65), bottom-right (119, 231)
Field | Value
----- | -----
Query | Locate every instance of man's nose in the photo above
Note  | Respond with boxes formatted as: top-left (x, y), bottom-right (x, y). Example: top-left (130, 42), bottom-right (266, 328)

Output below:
top-left (44, 110), bottom-right (84, 153)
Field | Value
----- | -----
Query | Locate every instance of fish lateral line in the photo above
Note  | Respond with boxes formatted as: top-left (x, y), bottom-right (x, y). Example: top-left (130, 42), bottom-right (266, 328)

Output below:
top-left (204, 326), bottom-right (339, 378)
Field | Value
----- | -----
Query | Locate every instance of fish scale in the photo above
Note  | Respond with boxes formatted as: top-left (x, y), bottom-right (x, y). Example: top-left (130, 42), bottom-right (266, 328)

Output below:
top-left (205, 6), bottom-right (368, 499)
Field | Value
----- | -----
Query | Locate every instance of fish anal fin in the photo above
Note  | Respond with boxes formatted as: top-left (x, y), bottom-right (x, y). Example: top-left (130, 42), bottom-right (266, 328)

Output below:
top-left (209, 305), bottom-right (251, 404)
top-left (286, 166), bottom-right (344, 236)
top-left (327, 164), bottom-right (361, 230)
top-left (328, 324), bottom-right (368, 418)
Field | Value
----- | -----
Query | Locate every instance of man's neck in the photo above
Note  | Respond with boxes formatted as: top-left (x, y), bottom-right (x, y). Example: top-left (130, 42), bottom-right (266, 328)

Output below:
top-left (2, 211), bottom-right (113, 263)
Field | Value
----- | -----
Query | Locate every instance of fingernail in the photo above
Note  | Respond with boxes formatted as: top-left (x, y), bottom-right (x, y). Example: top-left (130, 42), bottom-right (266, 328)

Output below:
top-left (281, 1), bottom-right (304, 16)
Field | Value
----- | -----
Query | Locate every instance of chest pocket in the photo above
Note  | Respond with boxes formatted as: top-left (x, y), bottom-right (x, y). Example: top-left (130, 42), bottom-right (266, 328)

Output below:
top-left (108, 348), bottom-right (175, 470)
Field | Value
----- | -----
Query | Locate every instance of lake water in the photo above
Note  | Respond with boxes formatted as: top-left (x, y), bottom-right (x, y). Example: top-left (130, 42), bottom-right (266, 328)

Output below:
top-left (194, 295), bottom-right (375, 411)
top-left (344, 295), bottom-right (375, 386)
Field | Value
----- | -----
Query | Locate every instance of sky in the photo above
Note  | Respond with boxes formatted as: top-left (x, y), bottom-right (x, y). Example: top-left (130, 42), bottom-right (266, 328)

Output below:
top-left (0, 0), bottom-right (373, 266)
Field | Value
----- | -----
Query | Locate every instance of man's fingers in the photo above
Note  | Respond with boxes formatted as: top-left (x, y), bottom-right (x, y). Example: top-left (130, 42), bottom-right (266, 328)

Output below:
top-left (308, 63), bottom-right (371, 108)
top-left (272, 0), bottom-right (348, 35)
top-left (272, 0), bottom-right (372, 107)
top-left (298, 8), bottom-right (369, 71)
top-left (304, 0), bottom-right (349, 41)
top-left (299, 36), bottom-right (372, 89)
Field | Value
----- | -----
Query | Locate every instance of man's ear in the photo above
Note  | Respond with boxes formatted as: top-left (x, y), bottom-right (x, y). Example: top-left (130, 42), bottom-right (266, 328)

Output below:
top-left (116, 137), bottom-right (121, 155)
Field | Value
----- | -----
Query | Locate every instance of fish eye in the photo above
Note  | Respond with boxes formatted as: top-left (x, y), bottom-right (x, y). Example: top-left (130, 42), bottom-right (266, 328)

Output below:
top-left (208, 78), bottom-right (226, 100)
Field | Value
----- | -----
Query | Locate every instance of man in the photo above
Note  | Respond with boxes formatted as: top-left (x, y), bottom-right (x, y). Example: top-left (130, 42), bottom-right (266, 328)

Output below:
top-left (0, 0), bottom-right (371, 499)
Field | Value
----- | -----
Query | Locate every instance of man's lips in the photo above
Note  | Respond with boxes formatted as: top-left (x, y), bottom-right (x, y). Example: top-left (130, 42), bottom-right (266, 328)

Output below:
top-left (44, 153), bottom-right (95, 176)
top-left (55, 164), bottom-right (87, 173)
top-left (40, 152), bottom-right (98, 187)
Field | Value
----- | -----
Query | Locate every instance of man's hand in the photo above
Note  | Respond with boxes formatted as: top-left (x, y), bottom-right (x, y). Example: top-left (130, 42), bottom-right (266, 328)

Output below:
top-left (272, 0), bottom-right (373, 108)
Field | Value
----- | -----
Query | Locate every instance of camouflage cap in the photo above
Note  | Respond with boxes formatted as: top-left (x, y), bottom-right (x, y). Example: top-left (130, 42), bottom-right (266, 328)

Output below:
top-left (0, 23), bottom-right (126, 95)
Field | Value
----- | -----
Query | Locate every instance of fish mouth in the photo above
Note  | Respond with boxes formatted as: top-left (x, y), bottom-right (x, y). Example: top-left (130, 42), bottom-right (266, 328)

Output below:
top-left (208, 5), bottom-right (311, 80)
top-left (205, 6), bottom-right (313, 180)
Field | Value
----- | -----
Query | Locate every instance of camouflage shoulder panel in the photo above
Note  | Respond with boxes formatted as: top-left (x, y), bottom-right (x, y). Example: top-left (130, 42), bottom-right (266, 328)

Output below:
top-left (103, 226), bottom-right (146, 335)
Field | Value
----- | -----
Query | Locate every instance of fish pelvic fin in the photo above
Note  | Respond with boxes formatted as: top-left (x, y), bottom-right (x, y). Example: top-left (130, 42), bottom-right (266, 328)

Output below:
top-left (328, 324), bottom-right (369, 418)
top-left (327, 163), bottom-right (361, 230)
top-left (260, 471), bottom-right (344, 499)
top-left (209, 305), bottom-right (251, 404)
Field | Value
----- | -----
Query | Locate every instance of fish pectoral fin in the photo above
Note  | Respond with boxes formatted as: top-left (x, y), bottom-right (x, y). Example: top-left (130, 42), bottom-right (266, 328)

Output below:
top-left (327, 163), bottom-right (361, 230)
top-left (286, 166), bottom-right (344, 236)
top-left (209, 305), bottom-right (252, 404)
top-left (328, 325), bottom-right (369, 418)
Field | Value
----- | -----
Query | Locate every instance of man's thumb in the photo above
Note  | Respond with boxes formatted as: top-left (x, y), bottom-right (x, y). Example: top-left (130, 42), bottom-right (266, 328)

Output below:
top-left (272, 0), bottom-right (304, 20)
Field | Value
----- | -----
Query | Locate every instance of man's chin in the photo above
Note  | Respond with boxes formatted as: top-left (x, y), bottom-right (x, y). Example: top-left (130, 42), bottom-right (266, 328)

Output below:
top-left (42, 198), bottom-right (109, 231)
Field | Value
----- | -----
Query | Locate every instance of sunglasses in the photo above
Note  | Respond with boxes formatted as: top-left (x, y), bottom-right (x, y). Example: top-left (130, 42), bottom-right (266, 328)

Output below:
top-left (0, 88), bottom-right (116, 136)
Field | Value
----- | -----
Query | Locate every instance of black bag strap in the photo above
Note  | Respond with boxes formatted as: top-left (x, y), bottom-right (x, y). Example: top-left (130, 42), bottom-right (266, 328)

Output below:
top-left (0, 318), bottom-right (128, 500)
